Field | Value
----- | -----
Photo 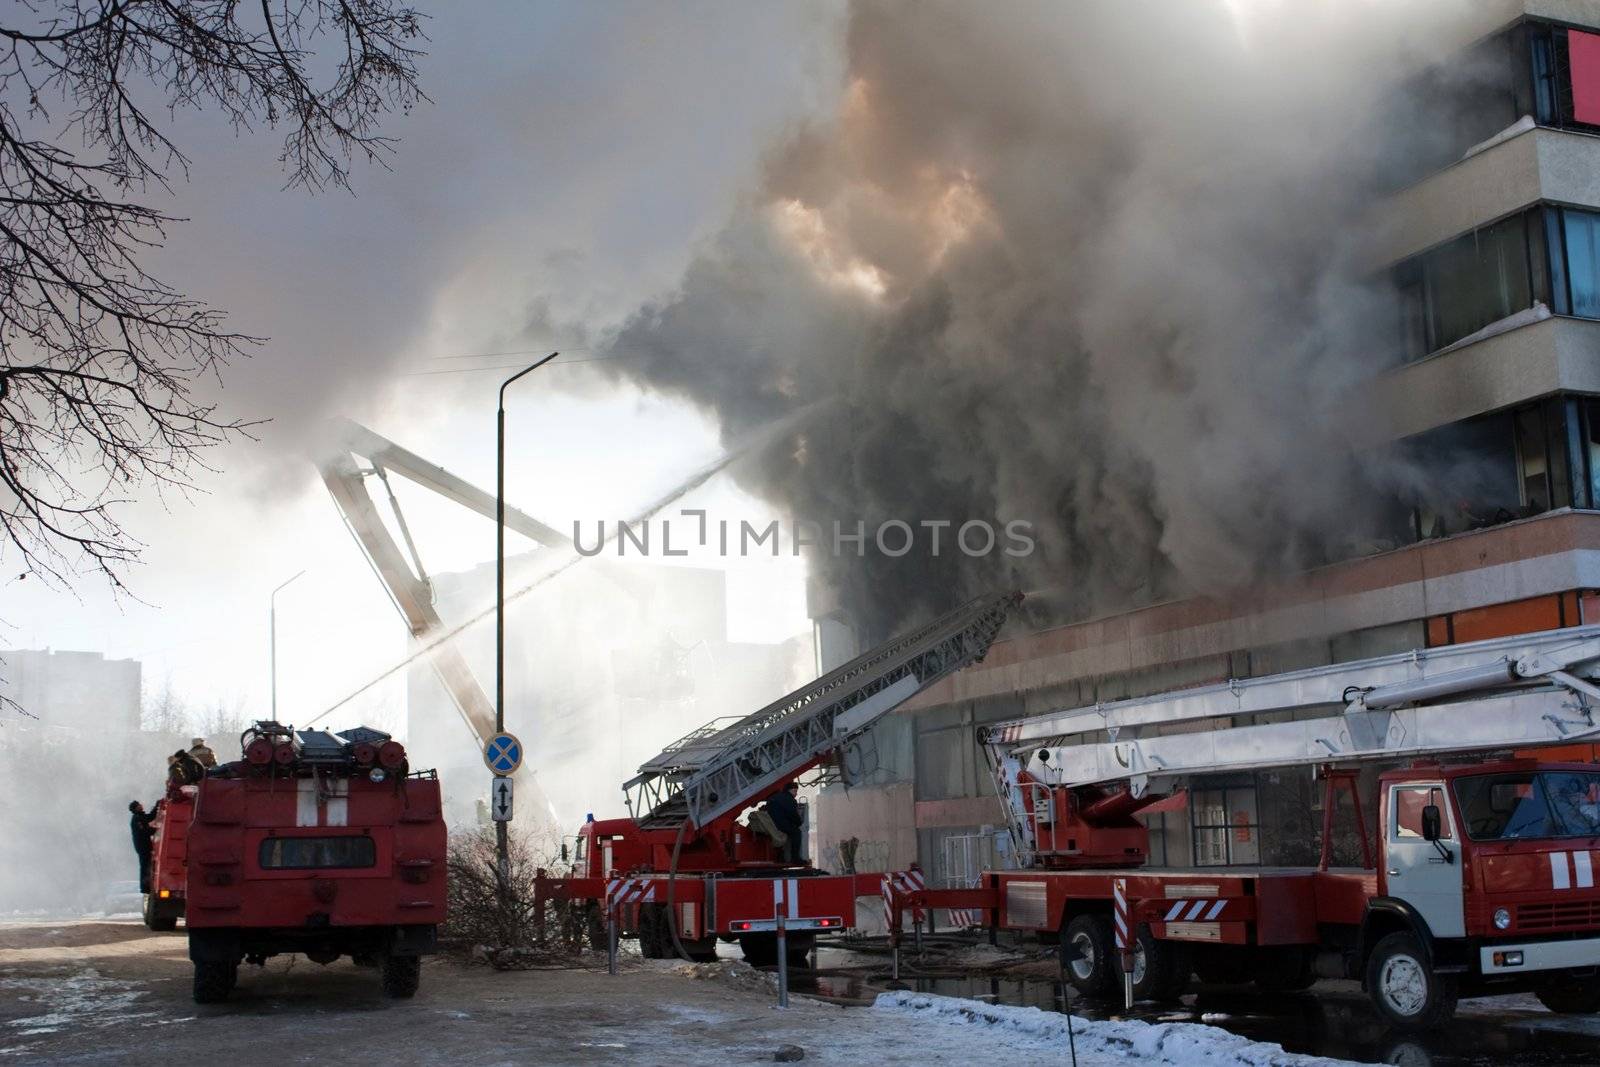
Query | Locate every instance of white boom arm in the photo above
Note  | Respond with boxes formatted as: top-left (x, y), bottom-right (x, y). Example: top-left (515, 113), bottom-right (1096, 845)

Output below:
top-left (981, 625), bottom-right (1600, 818)
top-left (318, 420), bottom-right (576, 748)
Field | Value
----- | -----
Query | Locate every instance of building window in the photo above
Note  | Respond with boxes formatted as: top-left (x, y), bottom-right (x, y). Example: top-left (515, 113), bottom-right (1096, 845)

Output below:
top-left (1396, 205), bottom-right (1600, 361)
top-left (1191, 782), bottom-right (1260, 867)
top-left (1560, 208), bottom-right (1600, 318)
top-left (1397, 209), bottom-right (1541, 358)
top-left (1403, 397), bottom-right (1586, 540)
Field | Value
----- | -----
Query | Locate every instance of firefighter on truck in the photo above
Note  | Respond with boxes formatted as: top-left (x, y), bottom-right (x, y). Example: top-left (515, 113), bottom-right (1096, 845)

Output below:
top-left (177, 722), bottom-right (446, 1003)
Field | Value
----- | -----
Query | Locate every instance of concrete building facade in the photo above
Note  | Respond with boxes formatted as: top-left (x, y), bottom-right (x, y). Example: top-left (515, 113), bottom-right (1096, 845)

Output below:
top-left (0, 648), bottom-right (142, 734)
top-left (813, 1), bottom-right (1600, 892)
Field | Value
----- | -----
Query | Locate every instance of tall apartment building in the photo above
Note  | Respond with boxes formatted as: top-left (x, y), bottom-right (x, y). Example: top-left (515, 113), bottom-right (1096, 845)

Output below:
top-left (0, 648), bottom-right (142, 734)
top-left (813, 1), bottom-right (1600, 885)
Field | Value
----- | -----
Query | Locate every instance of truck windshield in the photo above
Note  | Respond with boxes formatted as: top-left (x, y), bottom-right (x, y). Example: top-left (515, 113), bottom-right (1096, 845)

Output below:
top-left (1454, 771), bottom-right (1600, 841)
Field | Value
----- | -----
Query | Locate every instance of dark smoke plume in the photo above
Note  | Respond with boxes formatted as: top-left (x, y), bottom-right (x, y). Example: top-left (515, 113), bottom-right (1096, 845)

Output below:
top-left (597, 1), bottom-right (1482, 640)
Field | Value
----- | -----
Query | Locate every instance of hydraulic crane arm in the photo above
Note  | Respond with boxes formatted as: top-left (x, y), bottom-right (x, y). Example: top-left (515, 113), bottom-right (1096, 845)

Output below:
top-left (625, 591), bottom-right (1020, 831)
top-left (980, 625), bottom-right (1600, 865)
top-left (318, 420), bottom-right (576, 749)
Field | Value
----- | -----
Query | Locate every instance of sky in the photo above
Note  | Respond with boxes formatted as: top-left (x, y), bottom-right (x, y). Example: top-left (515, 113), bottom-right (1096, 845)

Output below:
top-left (3, 1), bottom-right (840, 735)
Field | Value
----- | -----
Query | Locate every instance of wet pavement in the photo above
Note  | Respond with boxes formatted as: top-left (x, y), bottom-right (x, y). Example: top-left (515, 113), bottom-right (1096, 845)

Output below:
top-left (791, 947), bottom-right (1600, 1066)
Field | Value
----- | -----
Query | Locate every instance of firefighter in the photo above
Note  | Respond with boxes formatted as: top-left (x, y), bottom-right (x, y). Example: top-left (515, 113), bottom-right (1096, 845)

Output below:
top-left (188, 737), bottom-right (217, 769)
top-left (129, 801), bottom-right (157, 893)
top-left (168, 749), bottom-right (204, 786)
top-left (765, 781), bottom-right (804, 865)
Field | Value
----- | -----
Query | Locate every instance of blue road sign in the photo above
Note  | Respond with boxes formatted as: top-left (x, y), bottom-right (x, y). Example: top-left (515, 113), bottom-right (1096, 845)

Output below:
top-left (483, 731), bottom-right (523, 776)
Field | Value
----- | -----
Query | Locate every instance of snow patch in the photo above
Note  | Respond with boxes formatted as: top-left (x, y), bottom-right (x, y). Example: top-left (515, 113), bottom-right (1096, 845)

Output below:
top-left (873, 992), bottom-right (1358, 1066)
top-left (1, 970), bottom-right (153, 1036)
top-left (1430, 302), bottom-right (1551, 358)
top-left (1461, 115), bottom-right (1536, 161)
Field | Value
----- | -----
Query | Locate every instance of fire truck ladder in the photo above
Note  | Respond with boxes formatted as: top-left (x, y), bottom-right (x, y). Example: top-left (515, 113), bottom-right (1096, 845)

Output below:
top-left (978, 626), bottom-right (1600, 863)
top-left (625, 591), bottom-right (1020, 831)
top-left (319, 419), bottom-right (573, 749)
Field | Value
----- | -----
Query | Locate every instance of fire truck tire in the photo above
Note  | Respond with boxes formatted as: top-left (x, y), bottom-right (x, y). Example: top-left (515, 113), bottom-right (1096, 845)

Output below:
top-left (1129, 926), bottom-right (1189, 1003)
top-left (143, 895), bottom-right (177, 932)
top-left (1062, 914), bottom-right (1117, 997)
top-left (1535, 981), bottom-right (1600, 1014)
top-left (1366, 932), bottom-right (1457, 1031)
top-left (192, 961), bottom-right (236, 1004)
top-left (641, 904), bottom-right (668, 958)
top-left (380, 954), bottom-right (421, 998)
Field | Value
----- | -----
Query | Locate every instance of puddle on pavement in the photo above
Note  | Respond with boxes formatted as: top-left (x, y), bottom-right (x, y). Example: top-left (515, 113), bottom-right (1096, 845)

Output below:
top-left (788, 960), bottom-right (1600, 1067)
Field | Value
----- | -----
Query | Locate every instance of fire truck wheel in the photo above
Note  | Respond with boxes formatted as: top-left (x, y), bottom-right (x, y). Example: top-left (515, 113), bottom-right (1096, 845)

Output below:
top-left (638, 905), bottom-right (666, 958)
top-left (381, 954), bottom-right (422, 998)
top-left (142, 895), bottom-right (177, 932)
top-left (1130, 926), bottom-right (1187, 1003)
top-left (1061, 914), bottom-right (1117, 997)
top-left (584, 904), bottom-right (606, 953)
top-left (1366, 932), bottom-right (1457, 1031)
top-left (192, 961), bottom-right (236, 1004)
top-left (1535, 980), bottom-right (1600, 1014)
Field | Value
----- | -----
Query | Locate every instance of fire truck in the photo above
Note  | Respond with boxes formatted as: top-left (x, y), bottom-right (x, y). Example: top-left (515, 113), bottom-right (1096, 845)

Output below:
top-left (888, 625), bottom-right (1600, 1030)
top-left (534, 592), bottom-right (1019, 965)
top-left (143, 785), bottom-right (195, 931)
top-left (183, 722), bottom-right (447, 1003)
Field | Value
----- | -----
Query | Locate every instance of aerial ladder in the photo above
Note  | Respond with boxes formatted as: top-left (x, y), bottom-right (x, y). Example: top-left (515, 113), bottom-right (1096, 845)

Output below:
top-left (979, 625), bottom-right (1600, 868)
top-left (535, 591), bottom-right (1020, 966)
top-left (318, 419), bottom-right (593, 821)
top-left (895, 624), bottom-right (1600, 1030)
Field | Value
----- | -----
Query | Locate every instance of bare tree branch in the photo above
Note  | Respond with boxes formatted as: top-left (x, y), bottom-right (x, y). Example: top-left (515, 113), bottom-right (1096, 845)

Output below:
top-left (0, 0), bottom-right (426, 597)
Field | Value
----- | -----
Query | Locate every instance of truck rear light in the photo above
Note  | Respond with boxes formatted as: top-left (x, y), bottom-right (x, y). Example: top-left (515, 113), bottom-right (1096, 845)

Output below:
top-left (158, 889), bottom-right (171, 899)
top-left (816, 917), bottom-right (841, 928)
top-left (1493, 951), bottom-right (1524, 967)
top-left (731, 921), bottom-right (754, 932)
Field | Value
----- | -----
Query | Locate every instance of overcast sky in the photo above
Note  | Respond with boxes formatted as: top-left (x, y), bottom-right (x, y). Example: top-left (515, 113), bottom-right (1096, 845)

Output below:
top-left (4, 1), bottom-right (839, 733)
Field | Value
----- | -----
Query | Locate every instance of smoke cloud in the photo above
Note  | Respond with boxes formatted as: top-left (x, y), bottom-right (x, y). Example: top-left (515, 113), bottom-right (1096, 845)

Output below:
top-left (596, 0), bottom-right (1487, 639)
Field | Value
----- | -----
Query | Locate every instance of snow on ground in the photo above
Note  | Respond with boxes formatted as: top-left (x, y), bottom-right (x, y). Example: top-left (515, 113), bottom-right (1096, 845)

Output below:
top-left (0, 969), bottom-right (159, 1037)
top-left (873, 992), bottom-right (1361, 1067)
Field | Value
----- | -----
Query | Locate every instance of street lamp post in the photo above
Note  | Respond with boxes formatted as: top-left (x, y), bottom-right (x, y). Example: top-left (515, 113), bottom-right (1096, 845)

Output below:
top-left (270, 570), bottom-right (307, 722)
top-left (495, 352), bottom-right (559, 876)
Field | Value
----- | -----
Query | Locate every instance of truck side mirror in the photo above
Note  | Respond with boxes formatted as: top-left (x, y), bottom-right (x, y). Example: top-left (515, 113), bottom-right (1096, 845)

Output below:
top-left (1421, 804), bottom-right (1442, 842)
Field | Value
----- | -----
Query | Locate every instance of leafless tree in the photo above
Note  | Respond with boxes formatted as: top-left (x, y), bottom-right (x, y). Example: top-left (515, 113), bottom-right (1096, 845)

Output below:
top-left (0, 1), bottom-right (426, 593)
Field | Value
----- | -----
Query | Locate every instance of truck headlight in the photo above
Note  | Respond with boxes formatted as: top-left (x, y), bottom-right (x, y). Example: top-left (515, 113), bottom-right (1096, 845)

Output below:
top-left (1493, 907), bottom-right (1511, 930)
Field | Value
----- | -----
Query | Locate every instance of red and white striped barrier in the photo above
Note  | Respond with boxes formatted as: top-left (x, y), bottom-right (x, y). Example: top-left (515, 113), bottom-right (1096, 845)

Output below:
top-left (1113, 877), bottom-right (1130, 965)
top-left (604, 876), bottom-right (656, 913)
top-left (1162, 897), bottom-right (1228, 922)
top-left (882, 868), bottom-right (926, 928)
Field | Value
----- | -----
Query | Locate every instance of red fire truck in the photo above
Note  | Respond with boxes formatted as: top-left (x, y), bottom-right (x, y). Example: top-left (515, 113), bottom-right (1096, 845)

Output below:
top-left (890, 626), bottom-right (1600, 1030)
top-left (535, 593), bottom-right (1018, 965)
top-left (143, 785), bottom-right (195, 931)
top-left (183, 722), bottom-right (447, 1003)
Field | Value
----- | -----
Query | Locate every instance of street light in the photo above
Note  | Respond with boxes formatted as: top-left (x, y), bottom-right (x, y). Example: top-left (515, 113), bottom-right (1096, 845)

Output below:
top-left (495, 352), bottom-right (559, 872)
top-left (270, 569), bottom-right (307, 722)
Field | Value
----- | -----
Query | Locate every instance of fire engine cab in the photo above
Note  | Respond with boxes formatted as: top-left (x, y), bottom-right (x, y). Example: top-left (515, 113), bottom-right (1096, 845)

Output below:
top-left (891, 625), bottom-right (1600, 1030)
top-left (183, 722), bottom-right (446, 1003)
